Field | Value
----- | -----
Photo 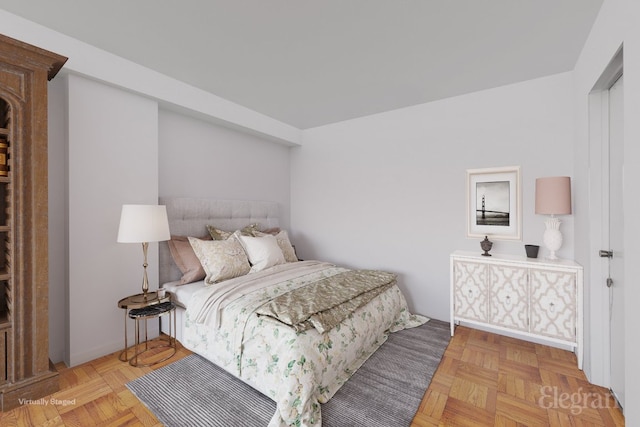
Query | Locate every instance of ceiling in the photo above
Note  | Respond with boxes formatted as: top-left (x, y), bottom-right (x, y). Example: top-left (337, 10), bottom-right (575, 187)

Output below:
top-left (0, 0), bottom-right (603, 129)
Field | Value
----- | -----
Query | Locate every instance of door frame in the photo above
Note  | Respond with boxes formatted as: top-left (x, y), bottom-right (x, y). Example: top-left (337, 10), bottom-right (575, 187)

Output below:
top-left (587, 47), bottom-right (623, 387)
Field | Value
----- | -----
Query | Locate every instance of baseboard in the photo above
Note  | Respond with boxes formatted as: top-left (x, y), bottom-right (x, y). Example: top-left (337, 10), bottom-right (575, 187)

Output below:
top-left (0, 366), bottom-right (59, 412)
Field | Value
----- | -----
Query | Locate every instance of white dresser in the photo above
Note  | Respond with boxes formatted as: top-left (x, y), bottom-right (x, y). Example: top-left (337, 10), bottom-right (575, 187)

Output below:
top-left (450, 250), bottom-right (583, 369)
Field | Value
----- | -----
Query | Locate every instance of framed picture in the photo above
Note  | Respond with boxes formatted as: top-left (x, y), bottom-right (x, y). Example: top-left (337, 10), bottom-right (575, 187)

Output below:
top-left (466, 166), bottom-right (521, 240)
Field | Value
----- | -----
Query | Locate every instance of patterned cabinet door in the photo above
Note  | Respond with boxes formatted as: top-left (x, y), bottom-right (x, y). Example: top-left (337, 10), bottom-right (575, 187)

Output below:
top-left (529, 268), bottom-right (576, 341)
top-left (453, 260), bottom-right (488, 323)
top-left (489, 265), bottom-right (528, 332)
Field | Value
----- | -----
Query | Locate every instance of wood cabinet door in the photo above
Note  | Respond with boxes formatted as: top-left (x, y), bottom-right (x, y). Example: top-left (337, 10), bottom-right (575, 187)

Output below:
top-left (453, 260), bottom-right (488, 323)
top-left (529, 269), bottom-right (576, 341)
top-left (489, 265), bottom-right (528, 332)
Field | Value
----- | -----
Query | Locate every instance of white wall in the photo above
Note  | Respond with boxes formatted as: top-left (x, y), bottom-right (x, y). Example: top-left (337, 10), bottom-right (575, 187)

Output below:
top-left (66, 74), bottom-right (159, 367)
top-left (622, 1), bottom-right (640, 420)
top-left (48, 74), bottom-right (68, 364)
top-left (572, 0), bottom-right (640, 422)
top-left (158, 109), bottom-right (291, 229)
top-left (291, 73), bottom-right (574, 321)
top-left (50, 85), bottom-right (292, 367)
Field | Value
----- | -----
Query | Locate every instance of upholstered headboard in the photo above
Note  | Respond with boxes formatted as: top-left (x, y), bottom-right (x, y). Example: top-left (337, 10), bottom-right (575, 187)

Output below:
top-left (158, 197), bottom-right (280, 285)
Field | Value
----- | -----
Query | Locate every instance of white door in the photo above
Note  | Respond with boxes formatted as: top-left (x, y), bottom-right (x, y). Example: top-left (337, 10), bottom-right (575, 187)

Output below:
top-left (606, 74), bottom-right (625, 409)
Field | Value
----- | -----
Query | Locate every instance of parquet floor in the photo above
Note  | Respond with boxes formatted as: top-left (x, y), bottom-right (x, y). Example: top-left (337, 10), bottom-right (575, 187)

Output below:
top-left (0, 327), bottom-right (625, 426)
top-left (0, 339), bottom-right (192, 427)
top-left (412, 326), bottom-right (625, 426)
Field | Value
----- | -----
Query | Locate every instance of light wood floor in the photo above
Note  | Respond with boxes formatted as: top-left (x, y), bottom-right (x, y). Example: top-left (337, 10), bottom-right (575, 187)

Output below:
top-left (0, 340), bottom-right (192, 427)
top-left (0, 327), bottom-right (624, 426)
top-left (412, 326), bottom-right (624, 426)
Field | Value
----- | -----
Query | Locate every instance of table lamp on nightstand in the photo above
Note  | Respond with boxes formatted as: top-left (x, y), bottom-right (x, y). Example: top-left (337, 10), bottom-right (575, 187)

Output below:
top-left (117, 204), bottom-right (171, 303)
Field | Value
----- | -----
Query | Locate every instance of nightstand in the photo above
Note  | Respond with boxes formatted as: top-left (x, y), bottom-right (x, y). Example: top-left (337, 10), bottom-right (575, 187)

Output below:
top-left (117, 292), bottom-right (177, 366)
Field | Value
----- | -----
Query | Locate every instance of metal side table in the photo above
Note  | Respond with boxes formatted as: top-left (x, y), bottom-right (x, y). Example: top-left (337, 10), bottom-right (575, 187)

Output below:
top-left (117, 292), bottom-right (176, 366)
top-left (128, 300), bottom-right (177, 367)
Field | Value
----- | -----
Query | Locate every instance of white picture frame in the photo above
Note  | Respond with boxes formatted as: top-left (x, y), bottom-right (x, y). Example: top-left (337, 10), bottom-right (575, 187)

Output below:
top-left (466, 166), bottom-right (521, 240)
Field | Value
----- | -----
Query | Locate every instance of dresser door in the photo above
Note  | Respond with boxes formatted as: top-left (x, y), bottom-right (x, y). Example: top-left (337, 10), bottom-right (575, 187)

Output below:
top-left (489, 265), bottom-right (529, 332)
top-left (453, 261), bottom-right (488, 323)
top-left (529, 269), bottom-right (576, 341)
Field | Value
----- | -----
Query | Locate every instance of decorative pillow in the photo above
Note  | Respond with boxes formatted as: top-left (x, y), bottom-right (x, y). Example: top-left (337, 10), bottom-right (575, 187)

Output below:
top-left (188, 236), bottom-right (251, 284)
top-left (206, 223), bottom-right (259, 240)
top-left (167, 235), bottom-right (211, 284)
top-left (259, 227), bottom-right (281, 236)
top-left (235, 232), bottom-right (286, 273)
top-left (256, 229), bottom-right (298, 262)
top-left (275, 230), bottom-right (299, 262)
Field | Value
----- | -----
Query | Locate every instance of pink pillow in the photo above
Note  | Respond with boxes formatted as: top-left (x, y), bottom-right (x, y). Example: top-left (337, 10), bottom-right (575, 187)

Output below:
top-left (167, 235), bottom-right (212, 284)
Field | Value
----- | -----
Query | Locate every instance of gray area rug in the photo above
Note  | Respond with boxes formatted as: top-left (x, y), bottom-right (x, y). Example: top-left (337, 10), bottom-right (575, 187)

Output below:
top-left (127, 319), bottom-right (450, 427)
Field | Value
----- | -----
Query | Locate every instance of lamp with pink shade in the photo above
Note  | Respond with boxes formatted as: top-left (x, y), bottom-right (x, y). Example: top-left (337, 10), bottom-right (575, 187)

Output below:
top-left (535, 176), bottom-right (572, 260)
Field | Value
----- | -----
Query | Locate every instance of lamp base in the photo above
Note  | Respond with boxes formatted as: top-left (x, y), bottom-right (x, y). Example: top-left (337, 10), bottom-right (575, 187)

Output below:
top-left (543, 216), bottom-right (563, 260)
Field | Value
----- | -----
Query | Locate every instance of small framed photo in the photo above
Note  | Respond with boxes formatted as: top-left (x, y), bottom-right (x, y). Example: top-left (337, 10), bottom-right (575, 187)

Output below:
top-left (466, 166), bottom-right (521, 240)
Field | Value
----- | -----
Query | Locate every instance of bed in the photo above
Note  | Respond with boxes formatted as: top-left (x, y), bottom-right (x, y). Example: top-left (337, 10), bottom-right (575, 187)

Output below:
top-left (158, 197), bottom-right (426, 427)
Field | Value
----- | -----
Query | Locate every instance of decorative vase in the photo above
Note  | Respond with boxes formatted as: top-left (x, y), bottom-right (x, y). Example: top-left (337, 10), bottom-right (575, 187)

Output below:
top-left (480, 236), bottom-right (493, 256)
top-left (525, 244), bottom-right (540, 258)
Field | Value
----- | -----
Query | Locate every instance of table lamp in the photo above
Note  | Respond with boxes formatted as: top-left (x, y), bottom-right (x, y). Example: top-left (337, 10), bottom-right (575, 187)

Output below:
top-left (117, 204), bottom-right (171, 302)
top-left (535, 177), bottom-right (572, 260)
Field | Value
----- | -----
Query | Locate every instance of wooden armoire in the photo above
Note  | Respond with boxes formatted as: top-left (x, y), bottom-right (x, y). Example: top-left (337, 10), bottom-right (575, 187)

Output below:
top-left (0, 34), bottom-right (67, 411)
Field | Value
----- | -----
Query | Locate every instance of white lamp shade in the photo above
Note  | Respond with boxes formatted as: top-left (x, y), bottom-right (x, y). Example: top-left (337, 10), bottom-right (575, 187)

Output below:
top-left (535, 176), bottom-right (572, 215)
top-left (117, 204), bottom-right (171, 243)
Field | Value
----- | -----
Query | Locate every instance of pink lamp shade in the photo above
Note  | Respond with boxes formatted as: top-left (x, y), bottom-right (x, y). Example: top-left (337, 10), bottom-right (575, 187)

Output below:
top-left (535, 177), bottom-right (572, 215)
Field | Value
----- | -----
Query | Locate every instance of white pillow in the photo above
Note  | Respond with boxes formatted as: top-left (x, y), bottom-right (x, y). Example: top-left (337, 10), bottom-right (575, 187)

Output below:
top-left (255, 229), bottom-right (298, 263)
top-left (188, 236), bottom-right (251, 284)
top-left (236, 232), bottom-right (286, 273)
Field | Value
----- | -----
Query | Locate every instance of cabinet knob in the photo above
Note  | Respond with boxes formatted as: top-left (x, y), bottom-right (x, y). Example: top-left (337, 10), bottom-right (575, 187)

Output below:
top-left (506, 295), bottom-right (511, 305)
top-left (549, 302), bottom-right (555, 312)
